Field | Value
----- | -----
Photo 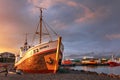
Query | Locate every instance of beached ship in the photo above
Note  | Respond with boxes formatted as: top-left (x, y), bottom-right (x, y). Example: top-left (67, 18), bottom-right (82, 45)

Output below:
top-left (14, 8), bottom-right (64, 73)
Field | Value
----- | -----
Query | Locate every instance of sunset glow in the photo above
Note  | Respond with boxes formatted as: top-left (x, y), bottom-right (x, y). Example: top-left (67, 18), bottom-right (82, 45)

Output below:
top-left (0, 0), bottom-right (120, 56)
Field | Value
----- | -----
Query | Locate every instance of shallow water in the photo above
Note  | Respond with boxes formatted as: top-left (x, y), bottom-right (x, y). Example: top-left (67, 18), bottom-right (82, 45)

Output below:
top-left (71, 66), bottom-right (120, 75)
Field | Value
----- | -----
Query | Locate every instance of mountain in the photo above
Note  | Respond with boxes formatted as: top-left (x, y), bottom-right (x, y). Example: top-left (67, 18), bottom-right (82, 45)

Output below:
top-left (64, 52), bottom-right (120, 59)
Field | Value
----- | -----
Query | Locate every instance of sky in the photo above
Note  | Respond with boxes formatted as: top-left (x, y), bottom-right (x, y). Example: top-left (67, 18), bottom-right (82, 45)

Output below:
top-left (0, 0), bottom-right (120, 56)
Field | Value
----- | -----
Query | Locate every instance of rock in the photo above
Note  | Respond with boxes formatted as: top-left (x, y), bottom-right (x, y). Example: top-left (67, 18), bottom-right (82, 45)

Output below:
top-left (108, 74), bottom-right (120, 79)
top-left (99, 73), bottom-right (107, 76)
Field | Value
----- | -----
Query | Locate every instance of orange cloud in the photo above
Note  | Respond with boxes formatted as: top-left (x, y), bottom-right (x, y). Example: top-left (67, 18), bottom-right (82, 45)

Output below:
top-left (66, 1), bottom-right (78, 7)
top-left (28, 0), bottom-right (78, 14)
top-left (105, 34), bottom-right (120, 40)
top-left (0, 23), bottom-right (24, 53)
top-left (75, 4), bottom-right (109, 23)
top-left (52, 20), bottom-right (67, 30)
top-left (28, 0), bottom-right (109, 23)
top-left (57, 1), bottom-right (96, 26)
top-left (0, 47), bottom-right (18, 53)
top-left (28, 0), bottom-right (55, 14)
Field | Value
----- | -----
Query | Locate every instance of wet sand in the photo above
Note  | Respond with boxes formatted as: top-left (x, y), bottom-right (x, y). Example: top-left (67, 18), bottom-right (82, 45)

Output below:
top-left (0, 69), bottom-right (120, 80)
top-left (0, 63), bottom-right (120, 80)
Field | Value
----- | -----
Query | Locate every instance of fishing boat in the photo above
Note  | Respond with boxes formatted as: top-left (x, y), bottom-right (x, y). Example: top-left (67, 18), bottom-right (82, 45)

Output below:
top-left (61, 59), bottom-right (75, 66)
top-left (108, 55), bottom-right (120, 67)
top-left (14, 8), bottom-right (64, 73)
top-left (108, 61), bottom-right (120, 66)
top-left (81, 56), bottom-right (98, 65)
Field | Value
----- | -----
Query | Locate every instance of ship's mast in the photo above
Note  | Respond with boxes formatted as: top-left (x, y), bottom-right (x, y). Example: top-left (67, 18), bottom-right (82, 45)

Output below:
top-left (35, 7), bottom-right (58, 44)
top-left (39, 8), bottom-right (43, 44)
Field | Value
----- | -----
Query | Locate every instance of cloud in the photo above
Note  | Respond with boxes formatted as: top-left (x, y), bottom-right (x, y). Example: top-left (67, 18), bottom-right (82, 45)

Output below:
top-left (75, 5), bottom-right (109, 23)
top-left (0, 0), bottom-right (33, 53)
top-left (0, 0), bottom-right (120, 55)
top-left (105, 34), bottom-right (120, 40)
top-left (66, 1), bottom-right (78, 7)
top-left (28, 0), bottom-right (56, 14)
top-left (51, 20), bottom-right (67, 30)
top-left (28, 0), bottom-right (53, 8)
top-left (27, 0), bottom-right (79, 14)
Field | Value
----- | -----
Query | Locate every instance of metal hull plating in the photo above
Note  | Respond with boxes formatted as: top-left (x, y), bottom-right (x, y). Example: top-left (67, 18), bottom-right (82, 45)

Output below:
top-left (15, 40), bottom-right (63, 73)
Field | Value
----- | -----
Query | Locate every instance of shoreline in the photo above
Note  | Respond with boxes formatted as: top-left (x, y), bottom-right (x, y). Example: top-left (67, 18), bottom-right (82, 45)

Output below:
top-left (0, 68), bottom-right (120, 80)
top-left (0, 63), bottom-right (120, 80)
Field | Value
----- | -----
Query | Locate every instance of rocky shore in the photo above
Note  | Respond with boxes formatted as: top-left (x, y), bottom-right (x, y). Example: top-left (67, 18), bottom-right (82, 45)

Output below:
top-left (0, 63), bottom-right (120, 80)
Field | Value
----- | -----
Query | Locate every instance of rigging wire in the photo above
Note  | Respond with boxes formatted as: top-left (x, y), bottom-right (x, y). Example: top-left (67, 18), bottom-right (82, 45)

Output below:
top-left (31, 21), bottom-right (40, 46)
top-left (43, 20), bottom-right (59, 36)
top-left (42, 20), bottom-right (52, 41)
top-left (31, 17), bottom-right (60, 46)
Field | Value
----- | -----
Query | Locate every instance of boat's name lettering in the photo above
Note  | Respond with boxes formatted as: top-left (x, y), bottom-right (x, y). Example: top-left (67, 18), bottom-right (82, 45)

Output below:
top-left (40, 45), bottom-right (49, 49)
top-left (33, 45), bottom-right (49, 53)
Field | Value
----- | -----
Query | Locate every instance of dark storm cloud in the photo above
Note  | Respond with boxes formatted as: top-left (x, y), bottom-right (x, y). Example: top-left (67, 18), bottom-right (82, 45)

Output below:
top-left (0, 0), bottom-right (120, 55)
top-left (52, 0), bottom-right (120, 54)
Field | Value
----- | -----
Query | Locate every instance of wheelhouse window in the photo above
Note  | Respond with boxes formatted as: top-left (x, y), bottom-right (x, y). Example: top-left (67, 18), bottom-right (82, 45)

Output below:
top-left (33, 49), bottom-right (39, 53)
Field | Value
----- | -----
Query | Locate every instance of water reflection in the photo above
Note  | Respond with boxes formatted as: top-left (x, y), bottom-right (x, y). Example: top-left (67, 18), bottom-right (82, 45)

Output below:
top-left (71, 66), bottom-right (120, 75)
top-left (81, 66), bottom-right (97, 71)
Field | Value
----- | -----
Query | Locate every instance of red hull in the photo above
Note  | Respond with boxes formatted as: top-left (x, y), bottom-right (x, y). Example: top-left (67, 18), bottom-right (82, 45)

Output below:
top-left (15, 49), bottom-right (62, 73)
top-left (23, 70), bottom-right (55, 73)
top-left (108, 61), bottom-right (120, 67)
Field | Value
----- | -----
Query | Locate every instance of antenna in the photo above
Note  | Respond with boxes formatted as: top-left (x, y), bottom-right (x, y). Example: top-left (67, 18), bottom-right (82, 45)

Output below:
top-left (23, 33), bottom-right (29, 51)
top-left (24, 33), bottom-right (31, 45)
top-left (35, 6), bottom-right (46, 10)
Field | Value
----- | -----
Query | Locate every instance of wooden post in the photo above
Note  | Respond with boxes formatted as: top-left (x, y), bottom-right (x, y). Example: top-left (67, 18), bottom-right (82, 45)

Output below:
top-left (54, 37), bottom-right (61, 73)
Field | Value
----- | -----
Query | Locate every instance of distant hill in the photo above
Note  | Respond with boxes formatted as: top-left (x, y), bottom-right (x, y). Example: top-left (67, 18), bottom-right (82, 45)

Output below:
top-left (64, 52), bottom-right (120, 59)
